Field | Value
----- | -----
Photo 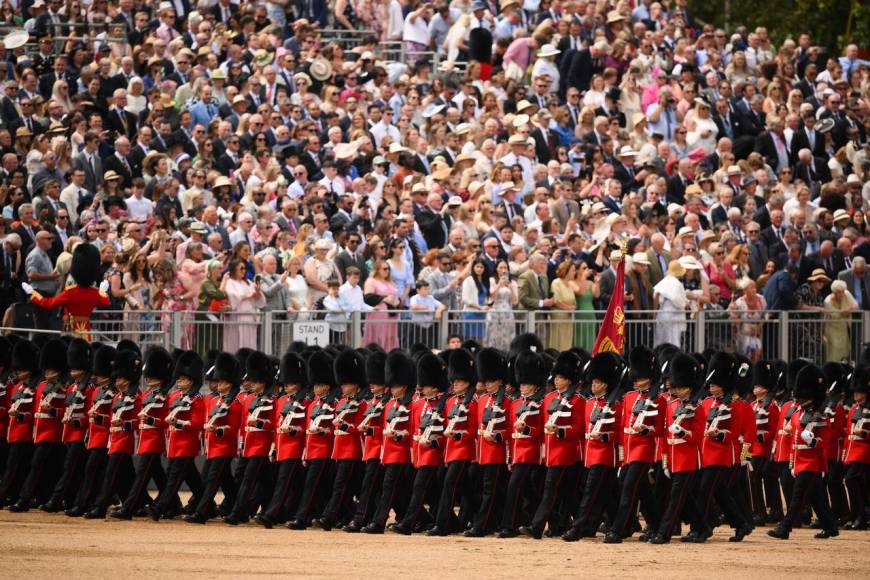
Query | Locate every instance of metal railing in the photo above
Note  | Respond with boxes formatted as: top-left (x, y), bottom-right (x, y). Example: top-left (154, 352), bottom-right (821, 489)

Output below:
top-left (4, 308), bottom-right (869, 365)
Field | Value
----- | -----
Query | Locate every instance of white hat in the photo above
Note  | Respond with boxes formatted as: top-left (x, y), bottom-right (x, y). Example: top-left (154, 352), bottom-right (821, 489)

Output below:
top-left (388, 143), bottom-right (408, 155)
top-left (678, 256), bottom-right (702, 270)
top-left (632, 252), bottom-right (651, 266)
top-left (726, 165), bottom-right (742, 175)
top-left (500, 181), bottom-right (519, 191)
top-left (833, 209), bottom-right (850, 222)
top-left (447, 195), bottom-right (463, 206)
top-left (538, 44), bottom-right (561, 58)
top-left (508, 134), bottom-right (527, 145)
top-left (158, 1), bottom-right (175, 12)
top-left (678, 226), bottom-right (694, 238)
top-left (422, 103), bottom-right (446, 118)
top-left (512, 114), bottom-right (530, 128)
top-left (667, 203), bottom-right (685, 216)
top-left (454, 123), bottom-right (472, 135)
top-left (591, 202), bottom-right (607, 213)
top-left (313, 239), bottom-right (333, 251)
top-left (309, 58), bottom-right (333, 81)
top-left (609, 250), bottom-right (623, 262)
top-left (846, 174), bottom-right (862, 185)
top-left (2, 29), bottom-right (29, 50)
top-left (617, 146), bottom-right (638, 157)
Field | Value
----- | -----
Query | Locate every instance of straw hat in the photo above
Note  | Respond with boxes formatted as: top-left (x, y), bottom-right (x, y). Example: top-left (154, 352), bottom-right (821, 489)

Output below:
top-left (3, 29), bottom-right (29, 50)
top-left (538, 44), bottom-right (561, 58)
top-left (807, 269), bottom-right (831, 283)
top-left (309, 57), bottom-right (333, 81)
top-left (632, 252), bottom-right (651, 266)
top-left (667, 260), bottom-right (686, 277)
top-left (606, 10), bottom-right (625, 24)
top-left (212, 176), bottom-right (233, 189)
top-left (832, 209), bottom-right (850, 223)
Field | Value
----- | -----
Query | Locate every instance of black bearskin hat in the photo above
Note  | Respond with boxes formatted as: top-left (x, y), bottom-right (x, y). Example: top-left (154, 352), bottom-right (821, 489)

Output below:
top-left (705, 352), bottom-right (736, 390)
top-left (204, 349), bottom-right (220, 381)
top-left (385, 350), bottom-right (416, 387)
top-left (334, 350), bottom-right (367, 387)
top-left (787, 359), bottom-right (811, 392)
top-left (669, 353), bottom-right (701, 393)
top-left (587, 352), bottom-right (623, 389)
top-left (752, 360), bottom-right (778, 392)
top-left (39, 338), bottom-right (68, 374)
top-left (279, 352), bottom-right (306, 386)
top-left (417, 352), bottom-right (448, 392)
top-left (66, 338), bottom-right (92, 372)
top-left (794, 364), bottom-right (826, 409)
top-left (212, 352), bottom-right (241, 386)
top-left (733, 354), bottom-right (753, 398)
top-left (514, 350), bottom-right (548, 387)
top-left (143, 347), bottom-right (174, 384)
top-left (629, 345), bottom-right (657, 382)
top-left (92, 345), bottom-right (117, 377)
top-left (476, 348), bottom-right (506, 383)
top-left (70, 242), bottom-right (101, 288)
top-left (11, 340), bottom-right (39, 374)
top-left (365, 351), bottom-right (387, 386)
top-left (113, 349), bottom-right (143, 384)
top-left (245, 350), bottom-right (275, 388)
top-left (115, 339), bottom-right (141, 357)
top-left (173, 350), bottom-right (204, 387)
top-left (822, 362), bottom-right (850, 396)
top-left (551, 351), bottom-right (583, 384)
top-left (306, 350), bottom-right (334, 386)
top-left (851, 364), bottom-right (870, 395)
top-left (509, 333), bottom-right (544, 359)
top-left (448, 348), bottom-right (476, 384)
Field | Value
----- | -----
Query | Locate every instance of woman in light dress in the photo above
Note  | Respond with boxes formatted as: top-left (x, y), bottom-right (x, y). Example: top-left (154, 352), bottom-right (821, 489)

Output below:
top-left (686, 99), bottom-right (719, 154)
top-left (653, 260), bottom-right (688, 347)
top-left (223, 259), bottom-right (266, 352)
top-left (549, 260), bottom-right (578, 351)
top-left (284, 255), bottom-right (310, 320)
top-left (731, 280), bottom-right (767, 362)
top-left (824, 280), bottom-right (858, 362)
top-left (304, 239), bottom-right (341, 306)
top-left (363, 259), bottom-right (400, 351)
top-left (486, 260), bottom-right (518, 352)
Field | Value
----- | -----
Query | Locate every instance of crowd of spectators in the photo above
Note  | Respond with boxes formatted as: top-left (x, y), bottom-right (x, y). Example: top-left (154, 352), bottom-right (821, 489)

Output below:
top-left (0, 0), bottom-right (869, 362)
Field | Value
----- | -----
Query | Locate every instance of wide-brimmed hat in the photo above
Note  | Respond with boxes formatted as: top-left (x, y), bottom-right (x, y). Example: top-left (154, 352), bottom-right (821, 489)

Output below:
top-left (832, 209), bottom-right (850, 223)
top-left (807, 268), bottom-right (831, 283)
top-left (103, 170), bottom-right (121, 181)
top-left (3, 29), bottom-right (29, 50)
top-left (538, 44), bottom-right (561, 58)
top-left (606, 10), bottom-right (625, 24)
top-left (617, 145), bottom-right (638, 157)
top-left (309, 57), bottom-right (333, 81)
top-left (632, 252), bottom-right (651, 266)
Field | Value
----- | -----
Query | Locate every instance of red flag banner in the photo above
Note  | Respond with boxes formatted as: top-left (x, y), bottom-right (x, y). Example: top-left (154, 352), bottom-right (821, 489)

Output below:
top-left (592, 253), bottom-right (626, 355)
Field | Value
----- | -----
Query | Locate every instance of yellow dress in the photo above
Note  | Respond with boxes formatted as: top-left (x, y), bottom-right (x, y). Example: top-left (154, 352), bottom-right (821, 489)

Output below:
top-left (548, 278), bottom-right (575, 351)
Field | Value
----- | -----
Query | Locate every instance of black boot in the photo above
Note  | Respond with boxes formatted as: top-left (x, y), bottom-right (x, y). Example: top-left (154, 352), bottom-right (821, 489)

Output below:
top-left (767, 526), bottom-right (789, 540)
top-left (518, 525), bottom-right (542, 540)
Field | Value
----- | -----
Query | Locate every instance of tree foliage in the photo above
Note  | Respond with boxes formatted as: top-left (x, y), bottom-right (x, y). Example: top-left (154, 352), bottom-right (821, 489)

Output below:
top-left (688, 0), bottom-right (859, 54)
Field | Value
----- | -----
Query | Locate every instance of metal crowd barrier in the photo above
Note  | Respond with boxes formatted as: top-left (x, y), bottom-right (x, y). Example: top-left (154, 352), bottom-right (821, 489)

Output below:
top-left (3, 309), bottom-right (868, 365)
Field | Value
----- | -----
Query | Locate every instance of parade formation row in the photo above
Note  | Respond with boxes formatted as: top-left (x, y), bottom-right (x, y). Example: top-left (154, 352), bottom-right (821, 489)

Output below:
top-left (0, 333), bottom-right (868, 544)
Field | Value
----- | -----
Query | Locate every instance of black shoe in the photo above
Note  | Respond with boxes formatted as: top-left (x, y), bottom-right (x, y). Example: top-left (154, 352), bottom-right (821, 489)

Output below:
top-left (389, 522), bottom-right (413, 535)
top-left (729, 524), bottom-right (753, 542)
top-left (110, 509), bottom-right (133, 520)
top-left (845, 519), bottom-right (867, 531)
top-left (544, 528), bottom-right (561, 538)
top-left (311, 517), bottom-right (332, 532)
top-left (426, 526), bottom-right (450, 537)
top-left (518, 525), bottom-right (542, 540)
top-left (413, 521), bottom-right (433, 534)
top-left (83, 509), bottom-right (105, 519)
top-left (39, 500), bottom-right (61, 513)
top-left (561, 529), bottom-right (581, 542)
top-left (462, 527), bottom-right (487, 538)
top-left (145, 506), bottom-right (161, 522)
top-left (648, 534), bottom-right (669, 544)
top-left (752, 514), bottom-right (767, 526)
top-left (637, 533), bottom-right (651, 543)
top-left (809, 518), bottom-right (823, 529)
top-left (814, 529), bottom-right (839, 539)
top-left (343, 522), bottom-right (363, 533)
top-left (65, 506), bottom-right (85, 517)
top-left (767, 511), bottom-right (784, 524)
top-left (361, 523), bottom-right (384, 534)
top-left (286, 519), bottom-right (307, 530)
top-left (222, 515), bottom-right (240, 526)
top-left (767, 526), bottom-right (789, 540)
top-left (255, 514), bottom-right (274, 529)
top-left (183, 513), bottom-right (207, 525)
top-left (496, 528), bottom-right (519, 539)
top-left (8, 500), bottom-right (30, 513)
top-left (602, 531), bottom-right (623, 544)
top-left (681, 532), bottom-right (705, 543)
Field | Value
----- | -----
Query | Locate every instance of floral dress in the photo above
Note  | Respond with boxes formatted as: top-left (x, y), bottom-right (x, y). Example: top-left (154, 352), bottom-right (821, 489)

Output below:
top-left (487, 280), bottom-right (517, 352)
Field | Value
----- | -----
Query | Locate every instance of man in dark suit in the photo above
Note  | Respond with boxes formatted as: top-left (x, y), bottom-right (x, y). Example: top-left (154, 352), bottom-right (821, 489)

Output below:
top-left (753, 118), bottom-right (790, 172)
top-left (809, 240), bottom-right (839, 280)
top-left (33, 1), bottom-right (69, 39)
top-left (101, 136), bottom-right (134, 189)
top-left (39, 56), bottom-right (71, 99)
top-left (72, 132), bottom-right (103, 194)
top-left (712, 97), bottom-right (740, 142)
top-left (0, 232), bottom-right (25, 316)
top-left (215, 135), bottom-right (242, 175)
top-left (793, 148), bottom-right (831, 192)
top-left (202, 205), bottom-right (231, 251)
top-left (480, 237), bottom-right (503, 281)
top-left (760, 209), bottom-right (787, 249)
top-left (613, 146), bottom-right (645, 193)
top-left (496, 185), bottom-right (524, 224)
top-left (106, 89), bottom-right (138, 140)
top-left (563, 42), bottom-right (606, 95)
top-left (299, 135), bottom-right (324, 181)
top-left (211, 0), bottom-right (239, 23)
top-left (738, 95), bottom-right (766, 138)
top-left (334, 232), bottom-right (368, 283)
top-left (746, 223), bottom-right (770, 279)
top-left (838, 258), bottom-right (870, 310)
top-left (13, 203), bottom-right (40, 258)
top-left (775, 241), bottom-right (812, 284)
top-left (530, 111), bottom-right (559, 164)
top-left (416, 194), bottom-right (451, 251)
top-left (790, 114), bottom-right (827, 163)
top-left (666, 158), bottom-right (694, 205)
top-left (645, 233), bottom-right (671, 287)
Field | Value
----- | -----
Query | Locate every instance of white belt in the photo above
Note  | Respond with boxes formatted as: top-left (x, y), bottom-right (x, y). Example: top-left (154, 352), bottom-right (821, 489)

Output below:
top-left (667, 438), bottom-right (687, 445)
top-left (34, 412), bottom-right (55, 419)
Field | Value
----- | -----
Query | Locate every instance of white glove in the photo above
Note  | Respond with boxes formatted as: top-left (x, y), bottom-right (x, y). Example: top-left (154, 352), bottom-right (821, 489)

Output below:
top-left (668, 423), bottom-right (680, 435)
top-left (99, 280), bottom-right (110, 293)
top-left (21, 282), bottom-right (33, 295)
top-left (800, 430), bottom-right (814, 445)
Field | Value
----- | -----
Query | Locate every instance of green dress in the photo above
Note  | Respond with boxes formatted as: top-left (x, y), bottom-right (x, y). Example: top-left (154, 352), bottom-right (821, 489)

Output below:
top-left (574, 289), bottom-right (596, 350)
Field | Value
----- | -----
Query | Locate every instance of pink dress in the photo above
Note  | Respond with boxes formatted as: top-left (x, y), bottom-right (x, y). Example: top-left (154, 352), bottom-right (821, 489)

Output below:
top-left (223, 278), bottom-right (266, 352)
top-left (362, 278), bottom-right (399, 351)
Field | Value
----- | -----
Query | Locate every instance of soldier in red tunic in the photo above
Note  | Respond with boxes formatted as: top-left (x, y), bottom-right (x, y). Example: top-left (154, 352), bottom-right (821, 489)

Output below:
top-left (312, 350), bottom-right (370, 531)
top-left (495, 350), bottom-right (545, 538)
top-left (344, 350), bottom-right (389, 533)
top-left (362, 350), bottom-right (416, 534)
top-left (84, 348), bottom-right (143, 519)
top-left (773, 359), bottom-right (811, 513)
top-left (255, 352), bottom-right (309, 528)
top-left (843, 364), bottom-right (870, 530)
top-left (0, 340), bottom-right (40, 507)
top-left (0, 337), bottom-right (12, 480)
top-left (768, 364), bottom-right (839, 539)
top-left (821, 362), bottom-right (850, 523)
top-left (150, 350), bottom-right (206, 520)
top-left (520, 350), bottom-right (585, 540)
top-left (66, 345), bottom-right (117, 517)
top-left (25, 244), bottom-right (110, 339)
top-left (749, 360), bottom-right (783, 525)
top-left (649, 353), bottom-right (707, 544)
top-left (563, 351), bottom-right (624, 541)
top-left (110, 347), bottom-right (174, 520)
top-left (430, 348), bottom-right (479, 536)
top-left (10, 339), bottom-right (69, 512)
top-left (185, 352), bottom-right (243, 524)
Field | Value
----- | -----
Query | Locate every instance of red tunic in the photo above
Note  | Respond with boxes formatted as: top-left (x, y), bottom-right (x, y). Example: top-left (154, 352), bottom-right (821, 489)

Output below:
top-left (477, 393), bottom-right (511, 465)
top-left (303, 396), bottom-right (336, 461)
top-left (791, 409), bottom-right (830, 475)
top-left (61, 379), bottom-right (92, 444)
top-left (700, 397), bottom-right (738, 467)
top-left (732, 399), bottom-right (755, 464)
top-left (584, 397), bottom-right (622, 467)
top-left (136, 389), bottom-right (168, 455)
top-left (331, 396), bottom-right (367, 460)
top-left (380, 398), bottom-right (412, 464)
top-left (824, 402), bottom-right (846, 464)
top-left (773, 400), bottom-right (798, 463)
top-left (508, 396), bottom-right (543, 465)
top-left (167, 391), bottom-right (205, 458)
top-left (542, 391), bottom-right (585, 467)
top-left (621, 390), bottom-right (665, 464)
top-left (750, 399), bottom-right (779, 458)
top-left (273, 394), bottom-right (309, 461)
top-left (30, 286), bottom-right (110, 337)
top-left (844, 404), bottom-right (870, 465)
top-left (33, 379), bottom-right (66, 444)
top-left (443, 395), bottom-right (479, 463)
top-left (86, 386), bottom-right (116, 450)
top-left (0, 374), bottom-right (12, 441)
top-left (108, 391), bottom-right (141, 455)
top-left (242, 394), bottom-right (275, 458)
top-left (411, 396), bottom-right (445, 468)
top-left (360, 395), bottom-right (388, 462)
top-left (664, 398), bottom-right (706, 473)
top-left (204, 394), bottom-right (242, 459)
top-left (7, 381), bottom-right (36, 443)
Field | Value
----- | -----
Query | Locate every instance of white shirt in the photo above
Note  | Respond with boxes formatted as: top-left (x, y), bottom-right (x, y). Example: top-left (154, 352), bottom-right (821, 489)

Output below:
top-left (318, 176), bottom-right (346, 196)
top-left (339, 282), bottom-right (374, 313)
top-left (402, 12), bottom-right (430, 45)
top-left (125, 194), bottom-right (154, 223)
top-left (370, 121), bottom-right (401, 148)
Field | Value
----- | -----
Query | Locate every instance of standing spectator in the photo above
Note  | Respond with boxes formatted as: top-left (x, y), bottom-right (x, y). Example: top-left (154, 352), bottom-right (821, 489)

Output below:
top-left (486, 260), bottom-right (518, 352)
top-left (548, 260), bottom-right (576, 351)
top-left (731, 280), bottom-right (767, 362)
top-left (795, 269), bottom-right (830, 360)
top-left (260, 254), bottom-right (290, 351)
top-left (461, 258), bottom-right (490, 340)
top-left (283, 255), bottom-right (310, 321)
top-left (25, 230), bottom-right (59, 330)
top-left (223, 260), bottom-right (265, 352)
top-left (196, 260), bottom-right (229, 356)
top-left (362, 259), bottom-right (400, 351)
top-left (304, 239), bottom-right (341, 305)
top-left (571, 260), bottom-right (600, 351)
top-left (653, 261), bottom-right (688, 347)
top-left (824, 279), bottom-right (858, 362)
top-left (408, 279), bottom-right (445, 345)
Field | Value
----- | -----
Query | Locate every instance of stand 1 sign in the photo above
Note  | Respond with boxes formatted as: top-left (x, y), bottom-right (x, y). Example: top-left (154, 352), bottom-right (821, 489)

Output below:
top-left (293, 321), bottom-right (329, 346)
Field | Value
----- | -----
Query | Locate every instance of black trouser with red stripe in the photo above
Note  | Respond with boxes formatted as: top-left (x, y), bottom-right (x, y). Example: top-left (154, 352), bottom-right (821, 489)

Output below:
top-left (0, 441), bottom-right (33, 505)
top-left (473, 463), bottom-right (507, 533)
top-left (529, 464), bottom-right (573, 534)
top-left (320, 459), bottom-right (362, 526)
top-left (293, 458), bottom-right (331, 524)
top-left (17, 441), bottom-right (65, 505)
top-left (781, 471), bottom-right (837, 532)
top-left (230, 455), bottom-right (269, 520)
top-left (49, 441), bottom-right (88, 507)
top-left (154, 456), bottom-right (203, 516)
top-left (120, 452), bottom-right (167, 514)
top-left (72, 447), bottom-right (107, 511)
top-left (193, 456), bottom-right (237, 518)
top-left (844, 462), bottom-right (869, 525)
top-left (826, 460), bottom-right (849, 520)
top-left (777, 461), bottom-right (795, 504)
top-left (749, 456), bottom-right (783, 518)
top-left (571, 464), bottom-right (617, 536)
top-left (499, 462), bottom-right (535, 532)
top-left (370, 463), bottom-right (412, 528)
top-left (91, 452), bottom-right (134, 513)
top-left (263, 457), bottom-right (304, 522)
top-left (610, 461), bottom-right (660, 538)
top-left (351, 459), bottom-right (383, 527)
top-left (658, 470), bottom-right (703, 540)
top-left (698, 465), bottom-right (750, 532)
top-left (398, 464), bottom-right (441, 529)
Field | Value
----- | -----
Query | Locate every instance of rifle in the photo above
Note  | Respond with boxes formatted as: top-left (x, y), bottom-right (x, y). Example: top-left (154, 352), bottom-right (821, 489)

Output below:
top-left (511, 390), bottom-right (543, 439)
top-left (664, 386), bottom-right (706, 475)
top-left (480, 386), bottom-right (507, 439)
top-left (278, 396), bottom-right (307, 434)
top-left (629, 375), bottom-right (662, 433)
top-left (358, 393), bottom-right (388, 433)
top-left (414, 395), bottom-right (448, 446)
top-left (545, 385), bottom-right (576, 433)
top-left (109, 392), bottom-right (137, 433)
top-left (589, 380), bottom-right (624, 439)
top-left (849, 405), bottom-right (870, 441)
top-left (35, 380), bottom-right (66, 420)
top-left (245, 395), bottom-right (274, 431)
top-left (705, 398), bottom-right (732, 438)
top-left (384, 396), bottom-right (411, 440)
top-left (62, 380), bottom-right (89, 425)
top-left (8, 381), bottom-right (35, 419)
top-left (307, 398), bottom-right (335, 435)
top-left (137, 390), bottom-right (166, 429)
top-left (331, 397), bottom-right (359, 435)
top-left (167, 393), bottom-right (197, 431)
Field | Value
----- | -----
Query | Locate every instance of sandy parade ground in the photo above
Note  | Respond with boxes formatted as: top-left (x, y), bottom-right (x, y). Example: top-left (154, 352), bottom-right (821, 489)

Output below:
top-left (1, 506), bottom-right (868, 580)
